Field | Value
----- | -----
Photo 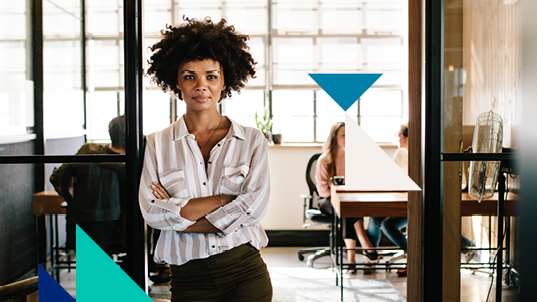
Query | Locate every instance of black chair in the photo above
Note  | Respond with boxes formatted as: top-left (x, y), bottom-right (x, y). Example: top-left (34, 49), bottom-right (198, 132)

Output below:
top-left (297, 153), bottom-right (333, 267)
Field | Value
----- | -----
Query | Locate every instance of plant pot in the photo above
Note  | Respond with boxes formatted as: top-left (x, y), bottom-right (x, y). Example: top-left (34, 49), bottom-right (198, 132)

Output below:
top-left (272, 133), bottom-right (282, 144)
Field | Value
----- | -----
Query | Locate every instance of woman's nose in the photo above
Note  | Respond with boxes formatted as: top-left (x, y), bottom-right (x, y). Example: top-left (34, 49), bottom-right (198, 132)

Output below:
top-left (195, 78), bottom-right (207, 91)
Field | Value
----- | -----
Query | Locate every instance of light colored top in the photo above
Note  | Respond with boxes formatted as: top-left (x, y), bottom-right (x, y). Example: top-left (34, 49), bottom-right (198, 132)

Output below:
top-left (393, 147), bottom-right (408, 175)
top-left (139, 116), bottom-right (270, 266)
top-left (315, 152), bottom-right (345, 198)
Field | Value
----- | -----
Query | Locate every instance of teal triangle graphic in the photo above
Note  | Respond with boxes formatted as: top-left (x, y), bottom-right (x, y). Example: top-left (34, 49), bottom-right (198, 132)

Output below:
top-left (38, 264), bottom-right (75, 302)
top-left (308, 73), bottom-right (382, 111)
top-left (77, 225), bottom-right (152, 302)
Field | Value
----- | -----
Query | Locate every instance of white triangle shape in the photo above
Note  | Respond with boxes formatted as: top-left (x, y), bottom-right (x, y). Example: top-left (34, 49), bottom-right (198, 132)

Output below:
top-left (345, 113), bottom-right (421, 191)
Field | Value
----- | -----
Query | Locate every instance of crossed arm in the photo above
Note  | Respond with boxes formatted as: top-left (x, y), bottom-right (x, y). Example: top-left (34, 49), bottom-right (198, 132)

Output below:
top-left (150, 182), bottom-right (236, 233)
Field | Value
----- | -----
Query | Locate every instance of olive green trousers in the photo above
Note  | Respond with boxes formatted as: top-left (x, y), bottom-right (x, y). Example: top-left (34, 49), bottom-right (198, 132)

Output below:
top-left (170, 244), bottom-right (272, 302)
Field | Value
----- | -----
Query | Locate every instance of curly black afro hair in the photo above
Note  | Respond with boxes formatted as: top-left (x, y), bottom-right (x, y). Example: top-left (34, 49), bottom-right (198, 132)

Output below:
top-left (146, 17), bottom-right (256, 100)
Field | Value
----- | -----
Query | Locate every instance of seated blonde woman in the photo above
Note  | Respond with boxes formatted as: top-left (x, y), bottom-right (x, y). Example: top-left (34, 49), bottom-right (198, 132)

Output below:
top-left (315, 122), bottom-right (380, 274)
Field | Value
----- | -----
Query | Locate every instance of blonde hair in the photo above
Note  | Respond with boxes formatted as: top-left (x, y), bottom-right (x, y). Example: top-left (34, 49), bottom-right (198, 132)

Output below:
top-left (322, 122), bottom-right (345, 179)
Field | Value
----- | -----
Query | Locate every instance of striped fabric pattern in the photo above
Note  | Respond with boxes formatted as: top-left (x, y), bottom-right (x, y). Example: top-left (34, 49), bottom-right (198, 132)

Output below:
top-left (139, 116), bottom-right (270, 266)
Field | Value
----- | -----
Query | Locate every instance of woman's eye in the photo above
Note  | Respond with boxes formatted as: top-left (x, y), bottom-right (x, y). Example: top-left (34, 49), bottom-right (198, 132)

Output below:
top-left (184, 75), bottom-right (194, 80)
top-left (207, 75), bottom-right (217, 80)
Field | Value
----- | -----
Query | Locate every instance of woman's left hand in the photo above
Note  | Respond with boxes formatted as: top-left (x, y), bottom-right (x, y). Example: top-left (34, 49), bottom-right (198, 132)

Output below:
top-left (151, 181), bottom-right (171, 199)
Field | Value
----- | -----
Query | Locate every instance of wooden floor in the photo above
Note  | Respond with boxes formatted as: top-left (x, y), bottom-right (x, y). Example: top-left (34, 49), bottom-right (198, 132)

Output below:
top-left (56, 247), bottom-right (520, 301)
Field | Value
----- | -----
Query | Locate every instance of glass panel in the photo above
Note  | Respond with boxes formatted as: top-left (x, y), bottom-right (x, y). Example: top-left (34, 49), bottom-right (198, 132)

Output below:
top-left (222, 90), bottom-right (264, 129)
top-left (361, 38), bottom-right (405, 72)
top-left (46, 160), bottom-right (126, 280)
top-left (0, 163), bottom-right (45, 286)
top-left (272, 38), bottom-right (315, 85)
top-left (272, 90), bottom-right (314, 142)
top-left (272, 116), bottom-right (314, 142)
top-left (175, 2), bottom-right (222, 24)
top-left (359, 90), bottom-right (403, 117)
top-left (318, 1), bottom-right (362, 34)
top-left (145, 4), bottom-right (172, 34)
top-left (89, 40), bottom-right (121, 88)
top-left (317, 38), bottom-right (361, 71)
top-left (246, 37), bottom-right (266, 87)
top-left (360, 116), bottom-right (402, 143)
top-left (86, 91), bottom-right (121, 142)
top-left (223, 3), bottom-right (268, 35)
top-left (316, 117), bottom-right (345, 143)
top-left (362, 1), bottom-right (405, 35)
top-left (272, 90), bottom-right (314, 116)
top-left (87, 0), bottom-right (120, 35)
top-left (143, 90), bottom-right (172, 135)
top-left (43, 0), bottom-right (81, 36)
top-left (442, 2), bottom-right (521, 299)
top-left (271, 0), bottom-right (317, 35)
top-left (0, 2), bottom-right (31, 137)
top-left (43, 41), bottom-right (82, 89)
top-left (316, 90), bottom-right (345, 116)
top-left (0, 2), bottom-right (26, 38)
top-left (43, 0), bottom-right (84, 139)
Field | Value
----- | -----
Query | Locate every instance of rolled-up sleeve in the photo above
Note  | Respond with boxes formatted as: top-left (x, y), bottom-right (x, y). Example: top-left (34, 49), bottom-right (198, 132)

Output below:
top-left (138, 135), bottom-right (195, 231)
top-left (205, 134), bottom-right (269, 236)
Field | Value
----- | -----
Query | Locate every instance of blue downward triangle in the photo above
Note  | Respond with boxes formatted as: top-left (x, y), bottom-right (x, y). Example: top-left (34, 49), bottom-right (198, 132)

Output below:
top-left (309, 73), bottom-right (382, 111)
top-left (38, 264), bottom-right (76, 302)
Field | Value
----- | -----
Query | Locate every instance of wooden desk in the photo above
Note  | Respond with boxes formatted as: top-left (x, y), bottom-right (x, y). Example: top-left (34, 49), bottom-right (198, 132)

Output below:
top-left (331, 185), bottom-right (519, 217)
top-left (330, 185), bottom-right (519, 301)
top-left (32, 189), bottom-right (66, 215)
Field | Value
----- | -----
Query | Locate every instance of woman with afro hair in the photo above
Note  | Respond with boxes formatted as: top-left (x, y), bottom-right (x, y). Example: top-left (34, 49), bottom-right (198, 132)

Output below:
top-left (139, 17), bottom-right (272, 301)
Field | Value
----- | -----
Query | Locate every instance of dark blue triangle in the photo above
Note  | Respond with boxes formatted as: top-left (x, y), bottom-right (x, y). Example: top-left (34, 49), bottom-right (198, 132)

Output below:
top-left (38, 264), bottom-right (76, 302)
top-left (308, 73), bottom-right (382, 111)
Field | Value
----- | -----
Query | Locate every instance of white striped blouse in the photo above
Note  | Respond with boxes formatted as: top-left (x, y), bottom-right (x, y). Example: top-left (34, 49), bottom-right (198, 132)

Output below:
top-left (139, 116), bottom-right (270, 266)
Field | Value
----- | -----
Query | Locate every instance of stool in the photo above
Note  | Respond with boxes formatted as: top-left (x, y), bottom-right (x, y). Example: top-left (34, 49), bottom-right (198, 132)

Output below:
top-left (32, 189), bottom-right (76, 282)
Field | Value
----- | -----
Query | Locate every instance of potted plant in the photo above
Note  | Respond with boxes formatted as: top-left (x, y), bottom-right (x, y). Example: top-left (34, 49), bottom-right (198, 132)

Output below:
top-left (255, 106), bottom-right (273, 142)
top-left (271, 122), bottom-right (283, 144)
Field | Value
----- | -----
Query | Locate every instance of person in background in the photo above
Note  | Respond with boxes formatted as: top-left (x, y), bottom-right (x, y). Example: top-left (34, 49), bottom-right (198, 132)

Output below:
top-left (139, 17), bottom-right (272, 301)
top-left (50, 115), bottom-right (126, 254)
top-left (315, 121), bottom-right (381, 274)
top-left (367, 123), bottom-right (409, 276)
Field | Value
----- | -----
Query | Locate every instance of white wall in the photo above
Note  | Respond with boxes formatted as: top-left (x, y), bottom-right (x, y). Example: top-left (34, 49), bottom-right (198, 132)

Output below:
top-left (262, 145), bottom-right (397, 230)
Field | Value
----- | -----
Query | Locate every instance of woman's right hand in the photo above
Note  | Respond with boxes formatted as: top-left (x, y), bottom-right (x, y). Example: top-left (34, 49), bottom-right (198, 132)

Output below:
top-left (151, 181), bottom-right (171, 199)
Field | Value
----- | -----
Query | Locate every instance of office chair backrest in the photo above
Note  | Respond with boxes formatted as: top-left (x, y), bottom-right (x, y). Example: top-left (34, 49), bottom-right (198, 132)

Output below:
top-left (305, 153), bottom-right (322, 208)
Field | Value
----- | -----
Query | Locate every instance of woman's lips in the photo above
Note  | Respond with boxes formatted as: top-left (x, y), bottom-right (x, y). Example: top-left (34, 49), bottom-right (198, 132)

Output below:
top-left (194, 95), bottom-right (208, 102)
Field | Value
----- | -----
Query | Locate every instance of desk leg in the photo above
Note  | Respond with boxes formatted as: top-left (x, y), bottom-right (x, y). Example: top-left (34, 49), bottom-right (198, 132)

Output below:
top-left (496, 173), bottom-right (506, 302)
top-left (335, 214), bottom-right (344, 302)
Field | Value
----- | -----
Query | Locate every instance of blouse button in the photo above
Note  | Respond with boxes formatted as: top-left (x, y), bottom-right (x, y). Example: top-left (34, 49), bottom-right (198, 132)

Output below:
top-left (211, 245), bottom-right (215, 248)
top-left (208, 161), bottom-right (212, 164)
top-left (217, 144), bottom-right (221, 147)
top-left (203, 182), bottom-right (206, 186)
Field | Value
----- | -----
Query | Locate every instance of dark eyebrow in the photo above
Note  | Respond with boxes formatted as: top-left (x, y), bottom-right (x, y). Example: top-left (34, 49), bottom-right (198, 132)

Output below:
top-left (180, 70), bottom-right (220, 74)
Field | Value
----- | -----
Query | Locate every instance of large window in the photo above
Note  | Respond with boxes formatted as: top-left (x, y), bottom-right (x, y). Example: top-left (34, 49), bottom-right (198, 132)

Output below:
top-left (82, 0), bottom-right (408, 143)
top-left (0, 2), bottom-right (33, 137)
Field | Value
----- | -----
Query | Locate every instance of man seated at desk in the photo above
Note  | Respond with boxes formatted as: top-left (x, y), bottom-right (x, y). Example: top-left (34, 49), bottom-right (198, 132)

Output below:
top-left (50, 115), bottom-right (126, 254)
